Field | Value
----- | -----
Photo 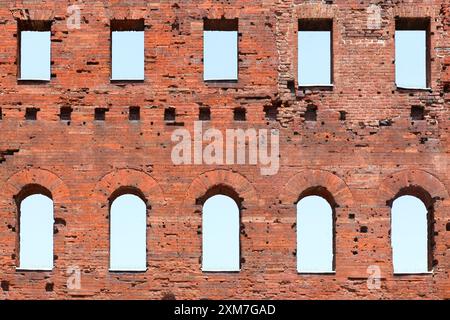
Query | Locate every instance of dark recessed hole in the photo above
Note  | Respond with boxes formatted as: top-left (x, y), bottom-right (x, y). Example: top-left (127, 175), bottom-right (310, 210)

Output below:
top-left (129, 106), bottom-right (140, 121)
top-left (234, 107), bottom-right (246, 121)
top-left (25, 108), bottom-right (39, 120)
top-left (199, 107), bottom-right (211, 121)
top-left (164, 107), bottom-right (176, 122)
top-left (339, 111), bottom-right (347, 121)
top-left (60, 107), bottom-right (72, 121)
top-left (304, 105), bottom-right (317, 122)
top-left (411, 105), bottom-right (425, 120)
top-left (94, 108), bottom-right (108, 121)
top-left (264, 105), bottom-right (278, 121)
top-left (45, 282), bottom-right (54, 292)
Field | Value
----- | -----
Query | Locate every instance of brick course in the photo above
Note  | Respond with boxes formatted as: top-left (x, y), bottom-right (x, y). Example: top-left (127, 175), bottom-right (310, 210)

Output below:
top-left (0, 0), bottom-right (449, 299)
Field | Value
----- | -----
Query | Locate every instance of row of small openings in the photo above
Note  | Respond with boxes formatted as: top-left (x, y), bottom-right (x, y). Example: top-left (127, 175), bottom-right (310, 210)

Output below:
top-left (16, 17), bottom-right (431, 90)
top-left (0, 106), bottom-right (427, 122)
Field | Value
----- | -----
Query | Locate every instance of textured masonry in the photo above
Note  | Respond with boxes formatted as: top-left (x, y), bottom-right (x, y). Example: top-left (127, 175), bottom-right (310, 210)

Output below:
top-left (0, 0), bottom-right (449, 299)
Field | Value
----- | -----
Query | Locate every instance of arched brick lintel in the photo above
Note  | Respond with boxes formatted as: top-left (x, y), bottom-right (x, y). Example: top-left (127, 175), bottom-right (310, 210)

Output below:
top-left (4, 168), bottom-right (70, 205)
top-left (279, 170), bottom-right (354, 207)
top-left (183, 169), bottom-right (258, 209)
top-left (378, 169), bottom-right (449, 207)
top-left (92, 169), bottom-right (166, 208)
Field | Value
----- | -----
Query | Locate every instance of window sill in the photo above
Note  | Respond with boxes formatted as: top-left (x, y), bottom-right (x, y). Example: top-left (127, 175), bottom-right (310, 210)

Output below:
top-left (110, 79), bottom-right (145, 84)
top-left (396, 86), bottom-right (431, 91)
top-left (393, 271), bottom-right (433, 276)
top-left (17, 78), bottom-right (51, 84)
top-left (109, 269), bottom-right (148, 274)
top-left (202, 270), bottom-right (241, 274)
top-left (297, 271), bottom-right (336, 275)
top-left (298, 84), bottom-right (334, 91)
top-left (204, 79), bottom-right (239, 88)
top-left (16, 267), bottom-right (53, 272)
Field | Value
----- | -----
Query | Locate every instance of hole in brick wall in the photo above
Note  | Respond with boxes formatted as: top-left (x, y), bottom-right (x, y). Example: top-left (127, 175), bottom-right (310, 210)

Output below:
top-left (304, 105), bottom-right (317, 122)
top-left (164, 107), bottom-right (176, 122)
top-left (199, 107), bottom-right (211, 121)
top-left (45, 282), bottom-right (54, 292)
top-left (1, 280), bottom-right (9, 292)
top-left (234, 107), bottom-right (246, 121)
top-left (287, 80), bottom-right (296, 94)
top-left (446, 222), bottom-right (450, 231)
top-left (129, 106), bottom-right (140, 121)
top-left (59, 106), bottom-right (72, 121)
top-left (360, 226), bottom-right (368, 233)
top-left (25, 108), bottom-right (39, 120)
top-left (348, 213), bottom-right (355, 219)
top-left (161, 292), bottom-right (176, 300)
top-left (411, 105), bottom-right (425, 120)
top-left (264, 104), bottom-right (278, 121)
top-left (0, 107), bottom-right (2, 120)
top-left (94, 108), bottom-right (108, 121)
top-left (339, 111), bottom-right (347, 121)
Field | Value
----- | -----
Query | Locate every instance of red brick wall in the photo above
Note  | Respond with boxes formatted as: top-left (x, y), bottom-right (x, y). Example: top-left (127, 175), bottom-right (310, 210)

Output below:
top-left (0, 0), bottom-right (448, 299)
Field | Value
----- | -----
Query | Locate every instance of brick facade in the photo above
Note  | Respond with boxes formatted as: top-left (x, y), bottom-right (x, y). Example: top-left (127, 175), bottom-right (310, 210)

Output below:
top-left (0, 0), bottom-right (449, 299)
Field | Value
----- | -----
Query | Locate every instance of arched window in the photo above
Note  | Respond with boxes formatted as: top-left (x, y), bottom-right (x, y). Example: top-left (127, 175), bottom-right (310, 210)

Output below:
top-left (202, 194), bottom-right (240, 272)
top-left (391, 195), bottom-right (429, 274)
top-left (297, 195), bottom-right (334, 273)
top-left (19, 194), bottom-right (54, 270)
top-left (110, 194), bottom-right (147, 272)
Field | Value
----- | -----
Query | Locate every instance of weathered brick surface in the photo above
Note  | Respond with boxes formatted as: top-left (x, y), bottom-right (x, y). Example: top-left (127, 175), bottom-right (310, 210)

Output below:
top-left (0, 0), bottom-right (449, 299)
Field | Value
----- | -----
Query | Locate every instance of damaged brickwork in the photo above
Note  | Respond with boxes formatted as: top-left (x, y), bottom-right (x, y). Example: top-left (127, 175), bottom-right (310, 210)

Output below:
top-left (0, 0), bottom-right (449, 299)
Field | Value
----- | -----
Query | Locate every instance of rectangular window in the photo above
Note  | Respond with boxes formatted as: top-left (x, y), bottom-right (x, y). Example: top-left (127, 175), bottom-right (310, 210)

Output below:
top-left (203, 19), bottom-right (238, 81)
top-left (298, 19), bottom-right (332, 86)
top-left (111, 19), bottom-right (145, 81)
top-left (18, 21), bottom-right (52, 81)
top-left (395, 18), bottom-right (430, 89)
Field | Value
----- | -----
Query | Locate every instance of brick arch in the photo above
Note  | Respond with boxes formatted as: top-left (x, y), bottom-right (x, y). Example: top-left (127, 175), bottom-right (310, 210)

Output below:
top-left (183, 169), bottom-right (258, 209)
top-left (378, 169), bottom-right (449, 206)
top-left (1, 168), bottom-right (70, 272)
top-left (92, 169), bottom-right (165, 208)
top-left (278, 170), bottom-right (353, 207)
top-left (4, 168), bottom-right (70, 205)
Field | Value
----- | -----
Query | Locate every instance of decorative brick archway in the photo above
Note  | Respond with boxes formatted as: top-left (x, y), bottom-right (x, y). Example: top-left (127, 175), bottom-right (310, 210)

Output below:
top-left (378, 169), bottom-right (449, 280)
top-left (90, 169), bottom-right (165, 273)
top-left (278, 169), bottom-right (353, 207)
top-left (1, 168), bottom-right (71, 272)
top-left (183, 169), bottom-right (258, 210)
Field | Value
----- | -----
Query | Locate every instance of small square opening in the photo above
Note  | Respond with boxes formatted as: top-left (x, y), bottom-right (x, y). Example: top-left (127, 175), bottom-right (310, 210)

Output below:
top-left (95, 108), bottom-right (108, 121)
top-left (234, 107), bottom-right (246, 121)
top-left (164, 107), bottom-right (176, 122)
top-left (199, 107), bottom-right (211, 121)
top-left (25, 108), bottom-right (39, 120)
top-left (129, 106), bottom-right (140, 121)
top-left (304, 105), bottom-right (317, 122)
top-left (60, 107), bottom-right (72, 121)
top-left (411, 105), bottom-right (425, 120)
